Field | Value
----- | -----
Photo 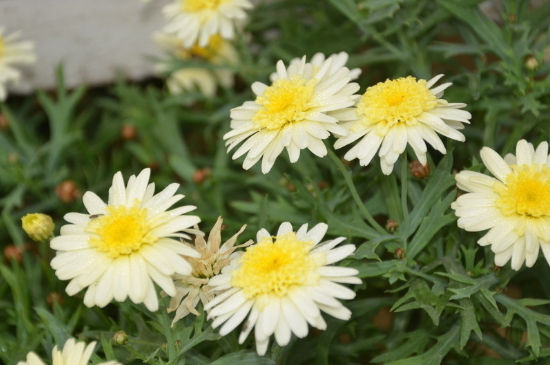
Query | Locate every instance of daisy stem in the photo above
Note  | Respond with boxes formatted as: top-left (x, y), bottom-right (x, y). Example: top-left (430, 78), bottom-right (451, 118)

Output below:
top-left (327, 149), bottom-right (387, 235)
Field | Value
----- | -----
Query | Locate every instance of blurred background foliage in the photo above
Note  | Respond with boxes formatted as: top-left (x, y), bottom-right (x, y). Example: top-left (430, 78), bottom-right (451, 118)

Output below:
top-left (1, 0), bottom-right (550, 364)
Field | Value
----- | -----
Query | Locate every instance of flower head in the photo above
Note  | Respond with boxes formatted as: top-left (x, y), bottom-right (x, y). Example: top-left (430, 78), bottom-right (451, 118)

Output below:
top-left (452, 140), bottom-right (550, 270)
top-left (167, 217), bottom-right (252, 325)
top-left (155, 32), bottom-right (237, 97)
top-left (224, 55), bottom-right (360, 174)
top-left (0, 27), bottom-right (36, 101)
top-left (205, 222), bottom-right (361, 355)
top-left (21, 213), bottom-right (54, 242)
top-left (334, 75), bottom-right (471, 174)
top-left (269, 52), bottom-right (361, 82)
top-left (17, 338), bottom-right (120, 365)
top-left (50, 168), bottom-right (201, 311)
top-left (163, 0), bottom-right (253, 48)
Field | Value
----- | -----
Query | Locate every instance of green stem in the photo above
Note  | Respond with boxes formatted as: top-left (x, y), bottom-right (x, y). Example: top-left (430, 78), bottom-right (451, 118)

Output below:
top-left (327, 149), bottom-right (387, 235)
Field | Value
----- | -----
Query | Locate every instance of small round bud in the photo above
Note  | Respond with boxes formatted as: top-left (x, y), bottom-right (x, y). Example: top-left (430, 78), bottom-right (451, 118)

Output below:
top-left (21, 213), bottom-right (55, 242)
top-left (394, 248), bottom-right (405, 260)
top-left (47, 292), bottom-right (63, 307)
top-left (317, 181), bottom-right (329, 190)
top-left (409, 160), bottom-right (430, 179)
top-left (508, 13), bottom-right (517, 23)
top-left (525, 56), bottom-right (539, 70)
top-left (385, 219), bottom-right (399, 233)
top-left (286, 182), bottom-right (296, 192)
top-left (56, 180), bottom-right (82, 204)
top-left (0, 114), bottom-right (9, 130)
top-left (121, 124), bottom-right (137, 140)
top-left (4, 244), bottom-right (25, 263)
top-left (113, 331), bottom-right (128, 346)
top-left (192, 167), bottom-right (212, 184)
top-left (174, 340), bottom-right (182, 349)
top-left (338, 334), bottom-right (352, 344)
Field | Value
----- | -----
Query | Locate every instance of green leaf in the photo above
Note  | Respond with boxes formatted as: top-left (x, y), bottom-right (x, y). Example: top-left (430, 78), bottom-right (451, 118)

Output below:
top-left (406, 191), bottom-right (456, 259)
top-left (354, 235), bottom-right (399, 261)
top-left (386, 324), bottom-right (460, 365)
top-left (209, 350), bottom-right (275, 365)
top-left (402, 151), bottom-right (454, 241)
top-left (391, 279), bottom-right (450, 325)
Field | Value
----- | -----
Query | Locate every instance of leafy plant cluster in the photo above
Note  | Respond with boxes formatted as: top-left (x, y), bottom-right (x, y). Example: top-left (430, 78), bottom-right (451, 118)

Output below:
top-left (1, 0), bottom-right (550, 364)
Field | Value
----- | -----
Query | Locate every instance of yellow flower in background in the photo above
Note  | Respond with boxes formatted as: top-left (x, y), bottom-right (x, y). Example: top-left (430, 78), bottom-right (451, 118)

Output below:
top-left (205, 222), bottom-right (361, 355)
top-left (224, 54), bottom-right (360, 174)
top-left (163, 0), bottom-right (253, 48)
top-left (17, 338), bottom-right (120, 365)
top-left (452, 140), bottom-right (550, 270)
top-left (0, 27), bottom-right (36, 101)
top-left (167, 217), bottom-right (252, 325)
top-left (49, 168), bottom-right (201, 311)
top-left (334, 75), bottom-right (471, 174)
top-left (21, 213), bottom-right (54, 242)
top-left (154, 32), bottom-right (238, 97)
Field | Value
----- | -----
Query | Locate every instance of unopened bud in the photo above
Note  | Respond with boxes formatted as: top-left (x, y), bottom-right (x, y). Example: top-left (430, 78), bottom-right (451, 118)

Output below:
top-left (409, 160), bottom-right (430, 179)
top-left (317, 181), bottom-right (329, 190)
top-left (192, 167), bottom-right (212, 184)
top-left (525, 56), bottom-right (539, 70)
top-left (113, 331), bottom-right (128, 346)
top-left (47, 292), bottom-right (63, 307)
top-left (121, 124), bottom-right (137, 140)
top-left (56, 180), bottom-right (82, 204)
top-left (385, 219), bottom-right (399, 233)
top-left (4, 244), bottom-right (25, 263)
top-left (394, 248), bottom-right (405, 260)
top-left (0, 114), bottom-right (9, 130)
top-left (21, 213), bottom-right (54, 242)
top-left (174, 340), bottom-right (182, 349)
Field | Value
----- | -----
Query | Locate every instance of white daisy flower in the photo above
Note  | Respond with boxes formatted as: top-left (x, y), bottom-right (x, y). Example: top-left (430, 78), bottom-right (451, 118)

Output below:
top-left (163, 0), bottom-right (253, 48)
top-left (154, 32), bottom-right (238, 97)
top-left (17, 338), bottom-right (120, 365)
top-left (50, 168), bottom-right (201, 311)
top-left (167, 216), bottom-right (253, 325)
top-left (269, 52), bottom-right (361, 82)
top-left (0, 27), bottom-right (36, 101)
top-left (224, 55), bottom-right (360, 174)
top-left (334, 75), bottom-right (472, 175)
top-left (452, 140), bottom-right (550, 270)
top-left (205, 222), bottom-right (361, 356)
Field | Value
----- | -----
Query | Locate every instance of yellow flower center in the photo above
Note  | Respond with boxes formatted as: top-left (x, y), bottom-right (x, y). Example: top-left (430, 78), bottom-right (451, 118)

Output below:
top-left (253, 76), bottom-right (317, 131)
top-left (183, 0), bottom-right (225, 12)
top-left (87, 202), bottom-right (157, 258)
top-left (176, 35), bottom-right (223, 62)
top-left (354, 76), bottom-right (437, 135)
top-left (231, 232), bottom-right (324, 298)
top-left (495, 164), bottom-right (550, 218)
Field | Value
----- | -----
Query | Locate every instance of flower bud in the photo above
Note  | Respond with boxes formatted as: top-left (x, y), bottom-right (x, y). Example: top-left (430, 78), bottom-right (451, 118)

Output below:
top-left (121, 124), bottom-right (137, 140)
top-left (0, 114), bottom-right (9, 130)
top-left (385, 219), bottom-right (399, 233)
top-left (4, 244), bottom-right (25, 263)
top-left (113, 331), bottom-right (128, 346)
top-left (21, 213), bottom-right (54, 242)
top-left (56, 180), bottom-right (82, 204)
top-left (47, 292), bottom-right (63, 307)
top-left (394, 248), bottom-right (405, 260)
top-left (192, 167), bottom-right (212, 184)
top-left (525, 56), bottom-right (539, 70)
top-left (409, 160), bottom-right (430, 179)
